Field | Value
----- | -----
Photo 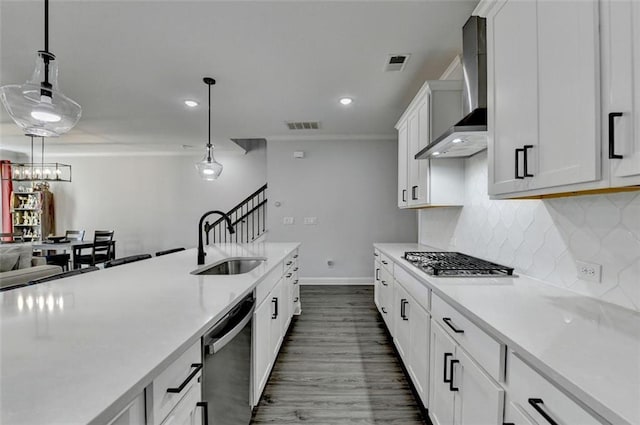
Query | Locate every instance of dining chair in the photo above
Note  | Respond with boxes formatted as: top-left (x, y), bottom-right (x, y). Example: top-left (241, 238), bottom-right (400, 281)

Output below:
top-left (46, 230), bottom-right (86, 271)
top-left (75, 230), bottom-right (115, 268)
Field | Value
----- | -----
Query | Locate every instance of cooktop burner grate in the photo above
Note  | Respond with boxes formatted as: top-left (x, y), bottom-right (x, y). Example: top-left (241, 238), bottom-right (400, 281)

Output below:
top-left (404, 251), bottom-right (514, 277)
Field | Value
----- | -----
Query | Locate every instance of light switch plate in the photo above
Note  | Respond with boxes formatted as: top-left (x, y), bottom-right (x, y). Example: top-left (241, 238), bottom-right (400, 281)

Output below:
top-left (283, 217), bottom-right (294, 225)
top-left (304, 217), bottom-right (318, 225)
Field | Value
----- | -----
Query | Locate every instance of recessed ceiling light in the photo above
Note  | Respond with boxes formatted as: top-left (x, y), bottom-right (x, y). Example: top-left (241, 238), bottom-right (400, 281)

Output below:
top-left (339, 97), bottom-right (353, 106)
top-left (184, 100), bottom-right (198, 108)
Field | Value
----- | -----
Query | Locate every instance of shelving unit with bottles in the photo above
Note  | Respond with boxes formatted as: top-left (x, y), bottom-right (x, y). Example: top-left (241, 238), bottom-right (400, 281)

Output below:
top-left (10, 189), bottom-right (55, 242)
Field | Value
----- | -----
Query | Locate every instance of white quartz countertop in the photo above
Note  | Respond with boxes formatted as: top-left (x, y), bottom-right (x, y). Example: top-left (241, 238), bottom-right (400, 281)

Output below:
top-left (374, 243), bottom-right (640, 425)
top-left (0, 242), bottom-right (300, 425)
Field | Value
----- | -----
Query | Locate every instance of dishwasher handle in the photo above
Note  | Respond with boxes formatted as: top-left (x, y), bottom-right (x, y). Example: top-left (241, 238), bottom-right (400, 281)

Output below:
top-left (205, 304), bottom-right (254, 355)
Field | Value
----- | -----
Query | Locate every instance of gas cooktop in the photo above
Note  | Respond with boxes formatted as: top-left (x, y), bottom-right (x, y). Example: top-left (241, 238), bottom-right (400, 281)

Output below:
top-left (404, 251), bottom-right (515, 277)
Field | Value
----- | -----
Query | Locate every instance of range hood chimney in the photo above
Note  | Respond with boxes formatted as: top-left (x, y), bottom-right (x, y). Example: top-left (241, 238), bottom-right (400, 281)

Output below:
top-left (416, 16), bottom-right (487, 159)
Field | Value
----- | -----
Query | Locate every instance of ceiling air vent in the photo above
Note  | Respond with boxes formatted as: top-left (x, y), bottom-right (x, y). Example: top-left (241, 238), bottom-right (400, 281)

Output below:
top-left (286, 121), bottom-right (320, 130)
top-left (384, 54), bottom-right (410, 72)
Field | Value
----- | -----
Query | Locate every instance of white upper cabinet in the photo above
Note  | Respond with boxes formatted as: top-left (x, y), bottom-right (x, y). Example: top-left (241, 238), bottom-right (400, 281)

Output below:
top-left (484, 0), bottom-right (640, 198)
top-left (396, 80), bottom-right (465, 208)
top-left (603, 0), bottom-right (640, 185)
top-left (487, 0), bottom-right (601, 197)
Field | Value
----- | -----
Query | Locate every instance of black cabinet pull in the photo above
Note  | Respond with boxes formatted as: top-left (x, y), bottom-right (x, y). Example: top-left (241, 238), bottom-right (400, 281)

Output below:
top-left (443, 352), bottom-right (453, 383)
top-left (503, 423), bottom-right (515, 425)
top-left (271, 297), bottom-right (278, 319)
top-left (515, 148), bottom-right (524, 179)
top-left (294, 296), bottom-right (299, 302)
top-left (381, 307), bottom-right (387, 314)
top-left (293, 254), bottom-right (299, 259)
top-left (196, 401), bottom-right (209, 425)
top-left (609, 112), bottom-right (624, 159)
top-left (449, 359), bottom-right (460, 391)
top-left (293, 280), bottom-right (298, 285)
top-left (528, 398), bottom-right (559, 425)
top-left (166, 363), bottom-right (203, 393)
top-left (373, 252), bottom-right (379, 257)
top-left (411, 185), bottom-right (418, 200)
top-left (402, 189), bottom-right (407, 202)
top-left (293, 267), bottom-right (298, 272)
top-left (400, 299), bottom-right (409, 320)
top-left (286, 273), bottom-right (293, 278)
top-left (381, 280), bottom-right (387, 286)
top-left (286, 261), bottom-right (293, 266)
top-left (381, 260), bottom-right (388, 265)
top-left (375, 268), bottom-right (380, 281)
top-left (523, 145), bottom-right (534, 177)
top-left (443, 317), bottom-right (464, 333)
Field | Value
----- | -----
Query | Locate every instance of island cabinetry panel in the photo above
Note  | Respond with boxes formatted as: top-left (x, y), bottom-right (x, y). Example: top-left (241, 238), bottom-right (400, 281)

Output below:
top-left (107, 393), bottom-right (146, 425)
top-left (148, 340), bottom-right (203, 425)
top-left (505, 351), bottom-right (602, 425)
top-left (252, 252), bottom-right (300, 406)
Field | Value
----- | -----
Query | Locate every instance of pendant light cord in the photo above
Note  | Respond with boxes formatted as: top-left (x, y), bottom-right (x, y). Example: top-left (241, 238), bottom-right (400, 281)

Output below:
top-left (208, 81), bottom-right (212, 151)
top-left (41, 0), bottom-right (52, 95)
top-left (44, 0), bottom-right (49, 52)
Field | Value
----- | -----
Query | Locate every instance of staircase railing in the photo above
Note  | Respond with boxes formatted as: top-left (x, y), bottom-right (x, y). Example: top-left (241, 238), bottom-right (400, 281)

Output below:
top-left (206, 183), bottom-right (267, 244)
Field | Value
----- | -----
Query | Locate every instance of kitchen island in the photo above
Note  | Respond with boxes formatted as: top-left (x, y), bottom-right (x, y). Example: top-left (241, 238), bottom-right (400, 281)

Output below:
top-left (374, 243), bottom-right (640, 425)
top-left (0, 242), bottom-right (300, 425)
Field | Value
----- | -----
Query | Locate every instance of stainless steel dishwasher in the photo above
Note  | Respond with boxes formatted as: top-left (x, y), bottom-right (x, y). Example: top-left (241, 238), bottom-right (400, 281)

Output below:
top-left (202, 293), bottom-right (254, 425)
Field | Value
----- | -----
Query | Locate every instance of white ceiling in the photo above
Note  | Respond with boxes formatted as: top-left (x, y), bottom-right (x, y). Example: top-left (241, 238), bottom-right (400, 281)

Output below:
top-left (0, 0), bottom-right (478, 156)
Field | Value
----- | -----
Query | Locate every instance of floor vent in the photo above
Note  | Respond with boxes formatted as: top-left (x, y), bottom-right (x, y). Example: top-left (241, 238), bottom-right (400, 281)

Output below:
top-left (384, 54), bottom-right (410, 72)
top-left (286, 121), bottom-right (320, 130)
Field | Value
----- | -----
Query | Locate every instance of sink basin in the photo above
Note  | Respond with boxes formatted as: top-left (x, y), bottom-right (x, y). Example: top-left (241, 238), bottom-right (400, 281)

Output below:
top-left (191, 257), bottom-right (267, 276)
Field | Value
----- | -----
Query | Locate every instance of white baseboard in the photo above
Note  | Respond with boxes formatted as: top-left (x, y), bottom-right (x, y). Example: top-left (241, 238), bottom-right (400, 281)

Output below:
top-left (299, 277), bottom-right (373, 285)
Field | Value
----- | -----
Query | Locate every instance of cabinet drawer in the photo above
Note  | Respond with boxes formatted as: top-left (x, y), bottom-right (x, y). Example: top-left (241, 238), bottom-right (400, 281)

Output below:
top-left (284, 250), bottom-right (298, 271)
top-left (379, 267), bottom-right (393, 290)
top-left (395, 266), bottom-right (430, 312)
top-left (431, 293), bottom-right (505, 381)
top-left (507, 352), bottom-right (601, 425)
top-left (379, 252), bottom-right (394, 274)
top-left (151, 340), bottom-right (202, 425)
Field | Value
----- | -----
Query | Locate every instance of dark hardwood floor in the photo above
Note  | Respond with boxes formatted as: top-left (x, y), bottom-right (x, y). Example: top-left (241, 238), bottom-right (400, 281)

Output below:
top-left (251, 285), bottom-right (427, 424)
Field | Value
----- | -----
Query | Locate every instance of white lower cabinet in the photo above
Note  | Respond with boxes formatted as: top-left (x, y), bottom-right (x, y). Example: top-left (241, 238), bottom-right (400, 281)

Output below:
top-left (108, 393), bottom-right (146, 425)
top-left (429, 322), bottom-right (505, 425)
top-left (505, 351), bottom-right (601, 425)
top-left (252, 251), bottom-right (299, 406)
top-left (160, 381), bottom-right (204, 425)
top-left (408, 301), bottom-right (430, 407)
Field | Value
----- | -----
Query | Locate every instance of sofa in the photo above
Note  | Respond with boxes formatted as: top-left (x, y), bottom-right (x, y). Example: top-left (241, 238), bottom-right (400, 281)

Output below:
top-left (0, 243), bottom-right (63, 290)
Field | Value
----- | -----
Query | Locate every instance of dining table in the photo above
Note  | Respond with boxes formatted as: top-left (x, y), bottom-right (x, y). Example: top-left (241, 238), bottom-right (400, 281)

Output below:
top-left (32, 240), bottom-right (117, 269)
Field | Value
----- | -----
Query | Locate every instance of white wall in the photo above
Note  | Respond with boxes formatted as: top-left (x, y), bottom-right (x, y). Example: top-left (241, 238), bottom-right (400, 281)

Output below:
top-left (51, 146), bottom-right (266, 257)
top-left (267, 138), bottom-right (417, 282)
top-left (419, 150), bottom-right (640, 312)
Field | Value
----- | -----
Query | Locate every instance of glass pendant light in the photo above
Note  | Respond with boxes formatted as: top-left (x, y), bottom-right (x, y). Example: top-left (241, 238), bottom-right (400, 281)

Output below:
top-left (0, 0), bottom-right (82, 137)
top-left (195, 77), bottom-right (223, 181)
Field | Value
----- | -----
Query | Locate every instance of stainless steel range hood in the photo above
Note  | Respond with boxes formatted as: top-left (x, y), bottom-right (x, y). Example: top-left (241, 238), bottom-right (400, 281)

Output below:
top-left (416, 16), bottom-right (487, 159)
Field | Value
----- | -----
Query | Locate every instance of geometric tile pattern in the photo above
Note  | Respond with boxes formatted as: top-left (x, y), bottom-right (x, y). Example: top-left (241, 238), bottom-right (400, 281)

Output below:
top-left (419, 150), bottom-right (640, 312)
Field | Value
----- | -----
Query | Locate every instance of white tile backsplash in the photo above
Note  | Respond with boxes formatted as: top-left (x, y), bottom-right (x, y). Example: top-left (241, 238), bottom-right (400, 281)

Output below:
top-left (419, 150), bottom-right (640, 312)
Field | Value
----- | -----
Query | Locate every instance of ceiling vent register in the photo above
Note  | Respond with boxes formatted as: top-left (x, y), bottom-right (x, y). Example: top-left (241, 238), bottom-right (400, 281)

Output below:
top-left (286, 121), bottom-right (320, 130)
top-left (384, 54), bottom-right (410, 72)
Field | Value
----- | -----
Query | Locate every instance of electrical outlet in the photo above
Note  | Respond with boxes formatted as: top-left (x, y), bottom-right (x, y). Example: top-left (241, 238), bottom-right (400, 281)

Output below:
top-left (576, 260), bottom-right (602, 283)
top-left (304, 217), bottom-right (318, 225)
top-left (282, 217), bottom-right (294, 225)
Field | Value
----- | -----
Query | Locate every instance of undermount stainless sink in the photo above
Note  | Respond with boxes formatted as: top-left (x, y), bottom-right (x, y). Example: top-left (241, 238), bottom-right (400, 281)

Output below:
top-left (191, 257), bottom-right (267, 276)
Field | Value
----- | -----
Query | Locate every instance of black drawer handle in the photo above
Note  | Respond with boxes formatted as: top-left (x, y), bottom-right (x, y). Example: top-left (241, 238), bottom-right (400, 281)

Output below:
top-left (523, 145), bottom-right (534, 177)
top-left (400, 299), bottom-right (408, 320)
top-left (374, 252), bottom-right (379, 257)
top-left (402, 189), bottom-right (407, 202)
top-left (381, 260), bottom-right (388, 265)
top-left (609, 112), bottom-right (624, 159)
top-left (411, 185), bottom-right (418, 200)
top-left (381, 280), bottom-right (387, 286)
top-left (196, 401), bottom-right (209, 425)
top-left (443, 317), bottom-right (464, 333)
top-left (381, 307), bottom-right (387, 314)
top-left (166, 363), bottom-right (203, 393)
top-left (271, 297), bottom-right (278, 319)
top-left (375, 268), bottom-right (380, 281)
top-left (286, 273), bottom-right (292, 278)
top-left (449, 359), bottom-right (460, 392)
top-left (443, 352), bottom-right (453, 384)
top-left (515, 148), bottom-right (524, 179)
top-left (293, 279), bottom-right (298, 285)
top-left (293, 267), bottom-right (298, 272)
top-left (294, 297), bottom-right (299, 302)
top-left (293, 254), bottom-right (299, 259)
top-left (286, 261), bottom-right (293, 266)
top-left (528, 398), bottom-right (559, 425)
